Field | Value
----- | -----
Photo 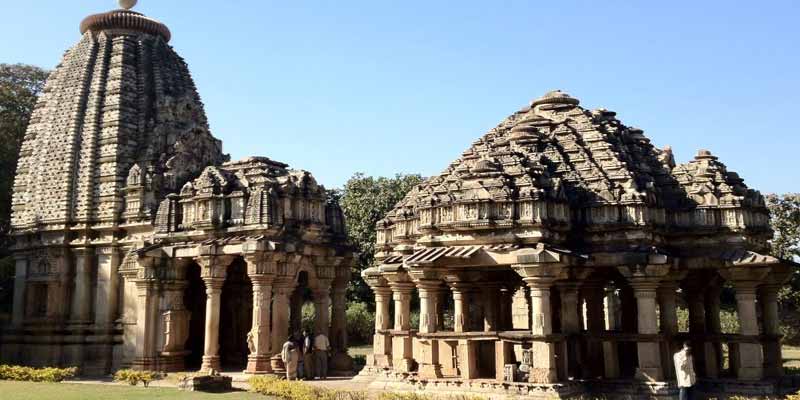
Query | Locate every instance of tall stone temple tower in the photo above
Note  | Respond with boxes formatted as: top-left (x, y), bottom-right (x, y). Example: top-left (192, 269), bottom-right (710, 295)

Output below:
top-left (2, 1), bottom-right (354, 375)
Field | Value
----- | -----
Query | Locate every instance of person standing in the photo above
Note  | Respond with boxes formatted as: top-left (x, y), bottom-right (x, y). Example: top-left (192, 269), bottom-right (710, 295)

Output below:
top-left (281, 337), bottom-right (299, 381)
top-left (293, 332), bottom-right (305, 380)
top-left (673, 342), bottom-right (697, 400)
top-left (313, 331), bottom-right (330, 380)
top-left (302, 330), bottom-right (315, 379)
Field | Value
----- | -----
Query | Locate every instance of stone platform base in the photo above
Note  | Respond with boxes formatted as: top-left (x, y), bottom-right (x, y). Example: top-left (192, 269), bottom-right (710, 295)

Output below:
top-left (178, 375), bottom-right (233, 393)
top-left (357, 367), bottom-right (797, 399)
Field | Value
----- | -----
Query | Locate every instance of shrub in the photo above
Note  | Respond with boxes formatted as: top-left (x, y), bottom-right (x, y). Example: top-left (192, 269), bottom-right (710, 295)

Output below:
top-left (249, 376), bottom-right (367, 400)
top-left (719, 309), bottom-right (740, 334)
top-left (302, 302), bottom-right (316, 334)
top-left (346, 301), bottom-right (375, 345)
top-left (113, 369), bottom-right (159, 387)
top-left (0, 365), bottom-right (77, 382)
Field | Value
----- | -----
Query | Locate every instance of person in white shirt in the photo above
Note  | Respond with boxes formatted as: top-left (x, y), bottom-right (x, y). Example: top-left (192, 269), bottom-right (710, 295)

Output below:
top-left (281, 337), bottom-right (299, 381)
top-left (673, 342), bottom-right (697, 400)
top-left (313, 332), bottom-right (330, 379)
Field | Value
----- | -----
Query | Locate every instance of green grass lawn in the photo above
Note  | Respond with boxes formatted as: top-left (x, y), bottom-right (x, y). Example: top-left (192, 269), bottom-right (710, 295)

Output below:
top-left (0, 381), bottom-right (265, 400)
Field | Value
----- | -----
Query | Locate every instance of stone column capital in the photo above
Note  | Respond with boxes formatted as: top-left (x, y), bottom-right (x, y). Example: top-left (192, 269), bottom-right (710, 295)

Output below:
top-left (389, 281), bottom-right (415, 294)
top-left (245, 255), bottom-right (277, 277)
top-left (759, 284), bottom-right (781, 302)
top-left (249, 273), bottom-right (275, 286)
top-left (512, 263), bottom-right (566, 284)
top-left (414, 279), bottom-right (444, 293)
top-left (372, 286), bottom-right (392, 297)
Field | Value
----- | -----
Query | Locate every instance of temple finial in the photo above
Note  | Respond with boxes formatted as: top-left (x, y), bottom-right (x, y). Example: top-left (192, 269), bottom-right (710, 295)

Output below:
top-left (119, 0), bottom-right (137, 10)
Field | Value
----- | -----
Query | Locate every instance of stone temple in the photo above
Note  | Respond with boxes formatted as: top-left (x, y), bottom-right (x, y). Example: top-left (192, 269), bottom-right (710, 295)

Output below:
top-left (2, 1), bottom-right (798, 399)
top-left (1, 3), bottom-right (354, 375)
top-left (359, 91), bottom-right (798, 397)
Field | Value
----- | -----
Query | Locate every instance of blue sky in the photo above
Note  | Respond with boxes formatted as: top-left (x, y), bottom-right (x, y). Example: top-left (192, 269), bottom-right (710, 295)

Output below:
top-left (2, 0), bottom-right (798, 193)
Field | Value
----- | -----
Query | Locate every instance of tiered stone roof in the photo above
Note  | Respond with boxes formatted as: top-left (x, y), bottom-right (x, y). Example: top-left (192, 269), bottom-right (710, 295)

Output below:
top-left (377, 91), bottom-right (770, 255)
top-left (11, 7), bottom-right (226, 230)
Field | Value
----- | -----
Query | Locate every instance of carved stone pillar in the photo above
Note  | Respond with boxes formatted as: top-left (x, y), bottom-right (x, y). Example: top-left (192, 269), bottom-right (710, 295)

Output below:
top-left (160, 276), bottom-right (191, 372)
top-left (390, 282), bottom-right (414, 372)
top-left (70, 248), bottom-right (93, 323)
top-left (733, 284), bottom-right (764, 380)
top-left (720, 267), bottom-right (769, 381)
top-left (313, 283), bottom-right (332, 336)
top-left (416, 279), bottom-right (444, 379)
top-left (526, 279), bottom-right (558, 383)
top-left (512, 263), bottom-right (564, 384)
top-left (499, 285), bottom-right (514, 331)
top-left (450, 282), bottom-right (471, 333)
top-left (198, 261), bottom-right (226, 372)
top-left (330, 277), bottom-right (354, 374)
top-left (371, 285), bottom-right (393, 367)
top-left (244, 254), bottom-right (275, 374)
top-left (131, 279), bottom-right (159, 370)
top-left (603, 287), bottom-right (621, 378)
top-left (657, 282), bottom-right (679, 379)
top-left (11, 256), bottom-right (27, 327)
top-left (94, 247), bottom-right (121, 327)
top-left (270, 279), bottom-right (295, 372)
top-left (583, 282), bottom-right (606, 379)
top-left (482, 284), bottom-right (500, 332)
top-left (704, 284), bottom-right (723, 378)
top-left (619, 264), bottom-right (670, 382)
top-left (631, 281), bottom-right (663, 381)
top-left (760, 284), bottom-right (783, 378)
top-left (556, 281), bottom-right (582, 379)
top-left (686, 286), bottom-right (709, 377)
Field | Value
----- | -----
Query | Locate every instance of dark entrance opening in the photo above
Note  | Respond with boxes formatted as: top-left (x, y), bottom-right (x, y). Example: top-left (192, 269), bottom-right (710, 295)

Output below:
top-left (184, 262), bottom-right (206, 370)
top-left (219, 258), bottom-right (253, 370)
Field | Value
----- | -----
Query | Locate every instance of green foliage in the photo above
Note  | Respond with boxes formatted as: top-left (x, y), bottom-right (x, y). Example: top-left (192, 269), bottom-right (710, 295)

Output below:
top-left (676, 307), bottom-right (740, 333)
top-left (249, 376), bottom-right (367, 400)
top-left (719, 309), bottom-right (741, 334)
top-left (768, 194), bottom-right (800, 306)
top-left (352, 354), bottom-right (367, 369)
top-left (301, 302), bottom-right (316, 333)
top-left (0, 64), bottom-right (48, 322)
top-left (0, 365), bottom-right (76, 382)
top-left (0, 64), bottom-right (48, 242)
top-left (785, 366), bottom-right (800, 376)
top-left (113, 369), bottom-right (159, 387)
top-left (346, 301), bottom-right (375, 345)
top-left (339, 173), bottom-right (424, 303)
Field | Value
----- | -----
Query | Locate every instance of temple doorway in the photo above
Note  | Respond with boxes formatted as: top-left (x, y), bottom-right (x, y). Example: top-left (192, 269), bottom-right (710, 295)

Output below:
top-left (184, 263), bottom-right (206, 370)
top-left (219, 258), bottom-right (253, 370)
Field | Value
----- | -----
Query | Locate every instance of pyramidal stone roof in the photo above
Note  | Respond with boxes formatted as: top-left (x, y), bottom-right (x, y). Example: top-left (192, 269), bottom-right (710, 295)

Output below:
top-left (377, 90), bottom-right (770, 252)
top-left (11, 4), bottom-right (226, 230)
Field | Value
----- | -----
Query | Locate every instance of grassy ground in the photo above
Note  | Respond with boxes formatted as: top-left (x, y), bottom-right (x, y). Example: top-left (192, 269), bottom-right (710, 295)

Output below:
top-left (349, 344), bottom-right (373, 358)
top-left (9, 344), bottom-right (798, 399)
top-left (0, 381), bottom-right (265, 400)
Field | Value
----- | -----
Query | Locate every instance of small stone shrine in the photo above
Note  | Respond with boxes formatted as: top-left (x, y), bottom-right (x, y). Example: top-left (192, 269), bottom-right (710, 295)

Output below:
top-left (359, 90), bottom-right (797, 398)
top-left (0, 1), bottom-right (354, 376)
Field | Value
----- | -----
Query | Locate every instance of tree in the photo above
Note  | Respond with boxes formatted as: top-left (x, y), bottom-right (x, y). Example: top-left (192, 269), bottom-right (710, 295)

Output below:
top-left (767, 193), bottom-right (800, 305)
top-left (339, 173), bottom-right (424, 304)
top-left (0, 64), bottom-right (48, 245)
top-left (0, 64), bottom-right (48, 320)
